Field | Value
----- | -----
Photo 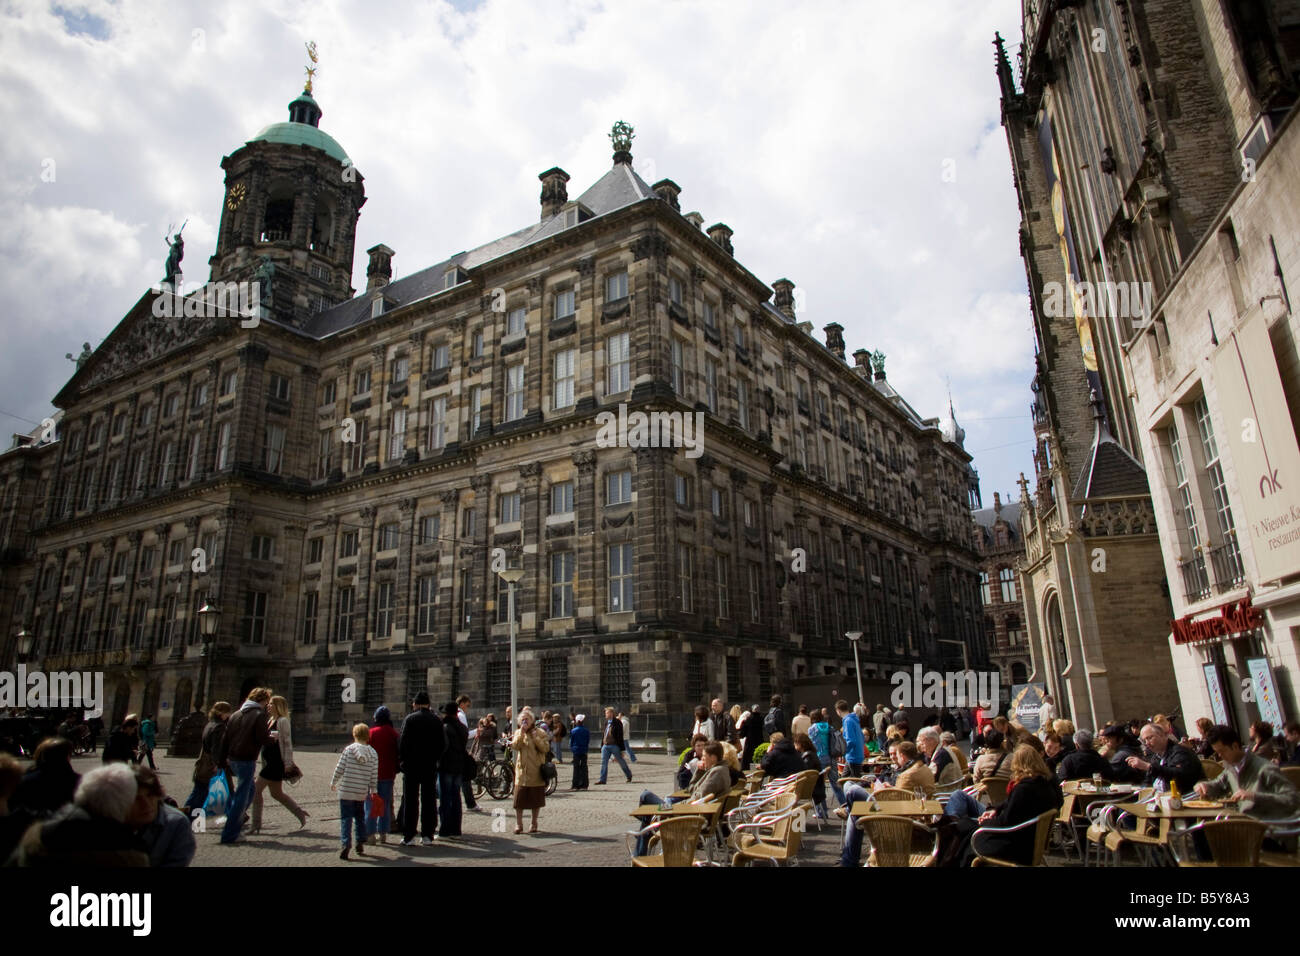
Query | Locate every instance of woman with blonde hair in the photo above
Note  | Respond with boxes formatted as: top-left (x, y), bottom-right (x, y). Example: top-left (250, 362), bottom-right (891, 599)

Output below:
top-left (946, 744), bottom-right (1064, 866)
top-left (251, 695), bottom-right (308, 832)
top-left (510, 708), bottom-right (551, 834)
top-left (728, 705), bottom-right (744, 747)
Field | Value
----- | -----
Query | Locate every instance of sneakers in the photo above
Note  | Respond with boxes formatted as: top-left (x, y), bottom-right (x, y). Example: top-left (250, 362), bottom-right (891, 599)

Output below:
top-left (339, 846), bottom-right (350, 860)
top-left (595, 780), bottom-right (606, 786)
top-left (625, 775), bottom-right (633, 784)
top-left (356, 842), bottom-right (364, 856)
top-left (399, 837), bottom-right (414, 846)
top-left (380, 833), bottom-right (387, 844)
top-left (421, 836), bottom-right (434, 846)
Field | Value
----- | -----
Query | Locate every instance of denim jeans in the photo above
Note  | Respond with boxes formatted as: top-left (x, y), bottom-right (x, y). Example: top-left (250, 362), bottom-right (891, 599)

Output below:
top-left (600, 745), bottom-right (631, 782)
top-left (821, 755), bottom-right (844, 806)
top-left (634, 790), bottom-right (676, 856)
top-left (945, 789), bottom-right (986, 820)
top-left (624, 741), bottom-right (637, 763)
top-left (838, 784), bottom-right (871, 866)
top-left (438, 772), bottom-right (463, 837)
top-left (339, 799), bottom-right (366, 848)
top-left (366, 779), bottom-right (395, 837)
top-left (183, 778), bottom-right (211, 813)
top-left (220, 759), bottom-right (256, 843)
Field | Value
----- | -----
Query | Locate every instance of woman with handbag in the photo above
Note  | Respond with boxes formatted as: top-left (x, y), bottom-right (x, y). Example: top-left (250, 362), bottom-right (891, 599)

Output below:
top-left (510, 708), bottom-right (550, 835)
top-left (180, 702), bottom-right (232, 815)
top-left (250, 696), bottom-right (308, 832)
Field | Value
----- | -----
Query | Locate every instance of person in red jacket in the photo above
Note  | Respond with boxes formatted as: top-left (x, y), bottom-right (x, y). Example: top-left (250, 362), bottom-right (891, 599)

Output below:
top-left (366, 706), bottom-right (400, 845)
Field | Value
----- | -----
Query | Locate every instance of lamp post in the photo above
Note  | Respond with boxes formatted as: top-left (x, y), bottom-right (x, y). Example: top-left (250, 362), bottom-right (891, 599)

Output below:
top-left (196, 602), bottom-right (220, 712)
top-left (844, 631), bottom-right (864, 707)
top-left (497, 567), bottom-right (525, 732)
top-left (15, 628), bottom-right (32, 665)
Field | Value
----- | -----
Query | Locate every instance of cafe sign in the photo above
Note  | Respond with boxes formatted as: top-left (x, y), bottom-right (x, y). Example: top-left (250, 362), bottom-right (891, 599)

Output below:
top-left (1171, 597), bottom-right (1264, 645)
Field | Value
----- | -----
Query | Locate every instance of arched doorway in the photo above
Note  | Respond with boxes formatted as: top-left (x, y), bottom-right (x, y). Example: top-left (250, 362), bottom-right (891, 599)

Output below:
top-left (174, 678), bottom-right (194, 716)
top-left (1011, 661), bottom-right (1028, 685)
top-left (142, 679), bottom-right (161, 720)
top-left (110, 679), bottom-right (131, 727)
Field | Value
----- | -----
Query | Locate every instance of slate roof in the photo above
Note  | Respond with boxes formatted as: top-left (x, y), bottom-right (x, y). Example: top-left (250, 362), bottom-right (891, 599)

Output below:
top-left (1071, 432), bottom-right (1150, 500)
top-left (304, 162), bottom-right (661, 340)
top-left (972, 501), bottom-right (1022, 548)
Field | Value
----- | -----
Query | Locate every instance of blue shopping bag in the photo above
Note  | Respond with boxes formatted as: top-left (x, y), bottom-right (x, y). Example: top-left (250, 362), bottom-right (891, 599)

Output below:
top-left (204, 771), bottom-right (230, 817)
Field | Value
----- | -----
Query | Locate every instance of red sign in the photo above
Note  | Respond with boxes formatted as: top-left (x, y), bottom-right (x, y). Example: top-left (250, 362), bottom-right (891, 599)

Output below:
top-left (1170, 598), bottom-right (1264, 645)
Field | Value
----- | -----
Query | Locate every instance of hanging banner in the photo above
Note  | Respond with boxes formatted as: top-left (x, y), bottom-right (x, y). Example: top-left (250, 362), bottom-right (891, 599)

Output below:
top-left (1211, 310), bottom-right (1300, 583)
top-left (1246, 657), bottom-right (1286, 728)
top-left (1202, 663), bottom-right (1230, 726)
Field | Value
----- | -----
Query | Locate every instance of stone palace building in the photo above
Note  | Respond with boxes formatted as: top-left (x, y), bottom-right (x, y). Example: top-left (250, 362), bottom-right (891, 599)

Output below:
top-left (0, 84), bottom-right (985, 738)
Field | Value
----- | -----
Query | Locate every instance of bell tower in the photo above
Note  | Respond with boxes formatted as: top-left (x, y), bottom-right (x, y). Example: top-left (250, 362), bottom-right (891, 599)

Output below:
top-left (209, 66), bottom-right (365, 327)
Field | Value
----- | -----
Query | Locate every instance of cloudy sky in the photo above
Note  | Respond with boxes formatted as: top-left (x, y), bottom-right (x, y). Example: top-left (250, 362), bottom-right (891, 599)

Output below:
top-left (0, 0), bottom-right (1034, 505)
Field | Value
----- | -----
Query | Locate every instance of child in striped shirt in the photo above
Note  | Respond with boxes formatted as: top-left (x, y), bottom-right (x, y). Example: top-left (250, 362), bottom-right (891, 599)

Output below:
top-left (331, 723), bottom-right (378, 860)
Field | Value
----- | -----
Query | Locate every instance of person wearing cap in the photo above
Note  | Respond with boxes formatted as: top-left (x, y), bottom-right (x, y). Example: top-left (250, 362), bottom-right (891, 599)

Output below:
top-left (398, 691), bottom-right (446, 846)
top-left (366, 706), bottom-right (400, 844)
top-left (568, 714), bottom-right (590, 790)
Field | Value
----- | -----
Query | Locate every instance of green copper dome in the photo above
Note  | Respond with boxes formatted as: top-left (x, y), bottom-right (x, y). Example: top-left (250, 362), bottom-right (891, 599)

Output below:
top-left (246, 90), bottom-right (352, 165)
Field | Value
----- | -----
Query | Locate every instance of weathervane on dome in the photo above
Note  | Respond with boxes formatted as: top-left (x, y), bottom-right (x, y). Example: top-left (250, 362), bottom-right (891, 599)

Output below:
top-left (304, 40), bottom-right (319, 93)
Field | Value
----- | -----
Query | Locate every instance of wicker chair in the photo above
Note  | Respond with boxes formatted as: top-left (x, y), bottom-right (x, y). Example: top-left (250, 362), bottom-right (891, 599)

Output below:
top-left (1281, 767), bottom-right (1300, 788)
top-left (859, 815), bottom-right (938, 867)
top-left (626, 814), bottom-right (708, 867)
top-left (730, 792), bottom-right (805, 866)
top-left (1200, 759), bottom-right (1224, 780)
top-left (1168, 818), bottom-right (1268, 867)
top-left (870, 786), bottom-right (916, 803)
top-left (970, 809), bottom-right (1057, 866)
top-left (979, 776), bottom-right (1009, 807)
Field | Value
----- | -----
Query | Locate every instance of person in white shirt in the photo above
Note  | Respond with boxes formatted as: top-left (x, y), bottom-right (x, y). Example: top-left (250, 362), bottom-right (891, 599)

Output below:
top-left (456, 694), bottom-right (480, 812)
top-left (1037, 695), bottom-right (1058, 736)
top-left (619, 711), bottom-right (636, 764)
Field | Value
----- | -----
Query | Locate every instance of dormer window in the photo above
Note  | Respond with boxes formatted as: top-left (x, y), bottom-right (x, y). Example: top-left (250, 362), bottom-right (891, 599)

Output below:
top-left (560, 202), bottom-right (593, 228)
top-left (444, 266), bottom-right (467, 290)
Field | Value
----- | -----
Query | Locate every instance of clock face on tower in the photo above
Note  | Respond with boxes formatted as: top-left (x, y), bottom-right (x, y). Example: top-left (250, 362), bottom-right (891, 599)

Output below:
top-left (226, 181), bottom-right (247, 211)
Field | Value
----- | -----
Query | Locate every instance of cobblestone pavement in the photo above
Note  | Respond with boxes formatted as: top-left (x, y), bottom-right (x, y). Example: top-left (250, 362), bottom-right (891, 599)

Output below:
top-left (140, 748), bottom-right (843, 867)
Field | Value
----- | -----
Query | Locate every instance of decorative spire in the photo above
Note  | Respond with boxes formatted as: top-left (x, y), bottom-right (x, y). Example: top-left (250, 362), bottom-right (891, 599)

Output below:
top-left (869, 350), bottom-right (886, 380)
top-left (304, 40), bottom-right (319, 94)
top-left (994, 32), bottom-right (1017, 101)
top-left (610, 120), bottom-right (634, 165)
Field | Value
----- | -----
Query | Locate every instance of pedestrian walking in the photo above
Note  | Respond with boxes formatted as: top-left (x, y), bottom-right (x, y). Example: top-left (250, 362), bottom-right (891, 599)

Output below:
top-left (791, 704), bottom-right (812, 740)
top-left (763, 695), bottom-right (789, 740)
top-left (510, 708), bottom-right (550, 834)
top-left (568, 714), bottom-right (590, 790)
top-left (366, 706), bottom-right (399, 844)
top-left (550, 713), bottom-right (567, 764)
top-left (737, 704), bottom-right (763, 769)
top-left (218, 688), bottom-right (273, 844)
top-left (809, 708), bottom-right (843, 806)
top-left (456, 694), bottom-right (479, 811)
top-left (618, 710), bottom-right (636, 763)
top-left (138, 715), bottom-right (158, 769)
top-left (102, 714), bottom-right (140, 765)
top-left (398, 691), bottom-right (445, 846)
top-left (439, 702), bottom-right (467, 838)
top-left (596, 707), bottom-right (632, 784)
top-left (180, 701), bottom-right (231, 816)
top-left (251, 696), bottom-right (307, 833)
top-left (331, 723), bottom-right (378, 860)
top-left (837, 700), bottom-right (865, 776)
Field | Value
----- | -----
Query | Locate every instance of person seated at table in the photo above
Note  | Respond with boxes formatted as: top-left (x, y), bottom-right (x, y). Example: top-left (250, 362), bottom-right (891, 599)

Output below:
top-left (971, 731), bottom-right (1012, 784)
top-left (940, 732), bottom-right (968, 777)
top-left (1248, 721), bottom-right (1278, 762)
top-left (1127, 723), bottom-right (1203, 794)
top-left (917, 727), bottom-right (961, 786)
top-left (971, 722), bottom-right (1001, 760)
top-left (1187, 717), bottom-right (1216, 759)
top-left (633, 742), bottom-right (730, 856)
top-left (943, 745), bottom-right (1064, 867)
top-left (1052, 720), bottom-right (1077, 753)
top-left (1056, 730), bottom-right (1114, 782)
top-left (880, 741), bottom-right (935, 796)
top-left (1284, 722), bottom-right (1300, 766)
top-left (676, 734), bottom-right (709, 791)
top-left (1098, 725), bottom-right (1145, 783)
top-left (793, 733), bottom-right (828, 819)
top-left (1043, 732), bottom-right (1068, 776)
top-left (760, 732), bottom-right (805, 780)
top-left (1194, 725), bottom-right (1300, 823)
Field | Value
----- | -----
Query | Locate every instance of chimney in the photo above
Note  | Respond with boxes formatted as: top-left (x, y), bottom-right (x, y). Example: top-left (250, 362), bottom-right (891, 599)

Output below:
top-left (852, 348), bottom-right (871, 369)
top-left (772, 278), bottom-right (795, 319)
top-left (539, 167), bottom-right (570, 220)
top-left (993, 491), bottom-right (1002, 512)
top-left (683, 211), bottom-right (704, 229)
top-left (366, 244), bottom-right (394, 292)
top-left (652, 179), bottom-right (681, 211)
top-left (706, 222), bottom-right (734, 255)
top-left (823, 323), bottom-right (845, 361)
top-left (796, 321), bottom-right (814, 336)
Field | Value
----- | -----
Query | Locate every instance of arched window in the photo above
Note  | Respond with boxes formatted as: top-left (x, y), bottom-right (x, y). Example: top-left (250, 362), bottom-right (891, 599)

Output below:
top-left (1011, 661), bottom-right (1028, 684)
top-left (999, 566), bottom-right (1017, 603)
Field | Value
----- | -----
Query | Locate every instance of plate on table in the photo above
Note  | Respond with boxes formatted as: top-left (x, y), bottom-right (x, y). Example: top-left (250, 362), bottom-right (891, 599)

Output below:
top-left (1181, 799), bottom-right (1223, 810)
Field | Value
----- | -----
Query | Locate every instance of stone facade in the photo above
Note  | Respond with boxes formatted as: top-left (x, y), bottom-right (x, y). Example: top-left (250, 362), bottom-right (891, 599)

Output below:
top-left (0, 94), bottom-right (984, 740)
top-left (973, 493), bottom-right (1032, 690)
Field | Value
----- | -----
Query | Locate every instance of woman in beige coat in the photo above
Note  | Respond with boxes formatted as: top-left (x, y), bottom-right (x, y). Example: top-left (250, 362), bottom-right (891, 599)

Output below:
top-left (511, 708), bottom-right (551, 834)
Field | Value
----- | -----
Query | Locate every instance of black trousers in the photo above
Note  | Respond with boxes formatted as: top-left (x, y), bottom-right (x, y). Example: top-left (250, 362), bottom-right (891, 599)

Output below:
top-left (571, 753), bottom-right (589, 789)
top-left (461, 775), bottom-right (477, 809)
top-left (401, 774), bottom-right (437, 839)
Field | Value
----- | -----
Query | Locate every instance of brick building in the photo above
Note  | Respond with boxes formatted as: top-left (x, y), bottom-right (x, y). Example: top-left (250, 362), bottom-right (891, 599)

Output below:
top-left (0, 85), bottom-right (985, 738)
top-left (973, 491), bottom-right (1032, 690)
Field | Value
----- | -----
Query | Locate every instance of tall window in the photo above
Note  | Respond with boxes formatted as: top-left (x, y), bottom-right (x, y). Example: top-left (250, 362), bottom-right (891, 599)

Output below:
top-left (264, 424), bottom-right (285, 474)
top-left (551, 481), bottom-right (573, 515)
top-left (715, 555), bottom-right (730, 619)
top-left (375, 581), bottom-right (395, 638)
top-left (388, 409), bottom-right (407, 461)
top-left (334, 586), bottom-right (354, 642)
top-left (979, 571), bottom-right (991, 605)
top-left (268, 373), bottom-right (291, 402)
top-left (216, 421), bottom-right (232, 471)
top-left (553, 289), bottom-right (575, 322)
top-left (301, 591), bottom-right (318, 644)
top-left (158, 441), bottom-right (176, 486)
top-left (748, 562), bottom-right (761, 622)
top-left (507, 306), bottom-right (527, 336)
top-left (432, 345), bottom-right (450, 370)
top-left (554, 349), bottom-right (575, 408)
top-left (1193, 396), bottom-right (1242, 580)
top-left (505, 364), bottom-right (525, 421)
top-left (498, 491), bottom-right (521, 524)
top-left (243, 591), bottom-right (268, 644)
top-left (670, 339), bottom-right (685, 395)
top-left (340, 530), bottom-right (359, 559)
top-left (551, 551), bottom-right (575, 617)
top-left (134, 451), bottom-right (150, 490)
top-left (159, 594), bottom-right (177, 647)
top-left (378, 523), bottom-right (400, 550)
top-left (417, 576), bottom-right (437, 635)
top-left (999, 567), bottom-right (1017, 603)
top-left (470, 385), bottom-right (484, 434)
top-left (674, 472), bottom-right (692, 508)
top-left (606, 470), bottom-right (632, 505)
top-left (316, 428), bottom-right (333, 479)
top-left (704, 359), bottom-right (719, 414)
top-left (607, 332), bottom-right (630, 394)
top-left (668, 277), bottom-right (684, 306)
top-left (606, 270), bottom-right (628, 300)
top-left (737, 379), bottom-right (750, 431)
top-left (678, 544), bottom-right (694, 612)
top-left (418, 515), bottom-right (440, 545)
top-left (131, 599), bottom-right (148, 649)
top-left (349, 417), bottom-right (369, 471)
top-left (354, 367), bottom-right (371, 394)
top-left (391, 354), bottom-right (409, 382)
top-left (425, 397), bottom-right (447, 451)
top-left (1168, 427), bottom-right (1202, 552)
top-left (608, 543), bottom-right (633, 612)
top-left (702, 301), bottom-right (716, 329)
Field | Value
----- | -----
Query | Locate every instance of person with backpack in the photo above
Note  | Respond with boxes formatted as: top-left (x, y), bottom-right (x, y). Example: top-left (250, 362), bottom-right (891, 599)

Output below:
top-left (138, 715), bottom-right (157, 770)
top-left (763, 695), bottom-right (789, 741)
top-left (836, 700), bottom-right (864, 776)
top-left (809, 708), bottom-right (844, 806)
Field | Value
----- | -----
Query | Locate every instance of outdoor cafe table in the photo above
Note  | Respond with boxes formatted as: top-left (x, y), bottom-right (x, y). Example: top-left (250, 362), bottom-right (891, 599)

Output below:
top-left (1112, 801), bottom-right (1244, 844)
top-left (850, 799), bottom-right (944, 818)
top-left (630, 800), bottom-right (722, 820)
top-left (1061, 781), bottom-right (1143, 817)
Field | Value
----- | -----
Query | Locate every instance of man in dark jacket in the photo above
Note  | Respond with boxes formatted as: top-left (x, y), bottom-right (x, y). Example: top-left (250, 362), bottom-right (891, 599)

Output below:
top-left (1056, 730), bottom-right (1115, 781)
top-left (1127, 723), bottom-right (1204, 794)
top-left (10, 737), bottom-right (79, 815)
top-left (763, 695), bottom-right (789, 740)
top-left (709, 698), bottom-right (733, 745)
top-left (398, 691), bottom-right (445, 846)
top-left (760, 735), bottom-right (805, 779)
top-left (219, 688), bottom-right (272, 844)
top-left (1099, 725), bottom-right (1145, 783)
top-left (568, 714), bottom-right (590, 790)
top-left (597, 707), bottom-right (632, 784)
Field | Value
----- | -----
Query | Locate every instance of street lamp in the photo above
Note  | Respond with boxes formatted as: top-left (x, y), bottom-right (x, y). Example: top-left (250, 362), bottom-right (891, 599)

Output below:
top-left (844, 631), bottom-right (864, 707)
top-left (497, 567), bottom-right (525, 733)
top-left (196, 602), bottom-right (220, 712)
top-left (16, 628), bottom-right (32, 664)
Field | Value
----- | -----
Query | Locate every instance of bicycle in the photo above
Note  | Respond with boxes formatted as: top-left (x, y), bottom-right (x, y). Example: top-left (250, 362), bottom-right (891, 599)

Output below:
top-left (496, 750), bottom-right (558, 797)
top-left (471, 755), bottom-right (514, 800)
